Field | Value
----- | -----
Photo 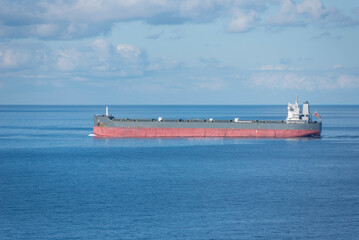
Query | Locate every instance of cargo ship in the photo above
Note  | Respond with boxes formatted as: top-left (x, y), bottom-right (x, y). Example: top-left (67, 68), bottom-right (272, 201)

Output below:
top-left (93, 97), bottom-right (322, 138)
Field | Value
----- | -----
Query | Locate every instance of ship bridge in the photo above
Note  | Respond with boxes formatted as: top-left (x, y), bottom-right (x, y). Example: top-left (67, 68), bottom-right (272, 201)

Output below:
top-left (286, 97), bottom-right (313, 123)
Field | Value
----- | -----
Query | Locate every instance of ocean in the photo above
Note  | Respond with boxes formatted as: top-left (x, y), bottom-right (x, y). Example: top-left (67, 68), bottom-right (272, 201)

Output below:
top-left (0, 105), bottom-right (358, 239)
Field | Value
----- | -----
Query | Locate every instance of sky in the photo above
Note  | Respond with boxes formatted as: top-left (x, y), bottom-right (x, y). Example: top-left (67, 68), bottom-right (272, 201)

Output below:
top-left (0, 0), bottom-right (359, 105)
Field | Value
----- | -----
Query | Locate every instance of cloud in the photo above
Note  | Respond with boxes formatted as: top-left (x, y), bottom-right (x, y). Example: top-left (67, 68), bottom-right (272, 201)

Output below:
top-left (0, 0), bottom-right (170, 39)
top-left (267, 0), bottom-right (353, 28)
top-left (198, 57), bottom-right (229, 69)
top-left (54, 48), bottom-right (83, 71)
top-left (259, 65), bottom-right (290, 71)
top-left (228, 10), bottom-right (259, 32)
top-left (116, 44), bottom-right (143, 61)
top-left (332, 65), bottom-right (343, 69)
top-left (311, 31), bottom-right (341, 40)
top-left (178, 0), bottom-right (230, 22)
top-left (189, 76), bottom-right (226, 91)
top-left (91, 39), bottom-right (112, 60)
top-left (267, 0), bottom-right (300, 26)
top-left (0, 40), bottom-right (150, 80)
top-left (72, 76), bottom-right (88, 82)
top-left (0, 48), bottom-right (30, 69)
top-left (147, 58), bottom-right (180, 71)
top-left (337, 75), bottom-right (359, 88)
top-left (296, 0), bottom-right (327, 19)
top-left (146, 31), bottom-right (164, 39)
top-left (197, 79), bottom-right (225, 91)
top-left (0, 39), bottom-right (199, 88)
top-left (0, 0), bottom-right (357, 39)
top-left (249, 73), bottom-right (315, 90)
top-left (249, 63), bottom-right (298, 71)
top-left (248, 72), bottom-right (359, 91)
top-left (0, 43), bottom-right (48, 69)
top-left (279, 58), bottom-right (292, 65)
top-left (52, 41), bottom-right (148, 76)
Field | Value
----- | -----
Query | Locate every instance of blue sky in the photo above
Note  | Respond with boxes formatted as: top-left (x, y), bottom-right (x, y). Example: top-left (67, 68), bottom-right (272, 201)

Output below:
top-left (0, 0), bottom-right (359, 104)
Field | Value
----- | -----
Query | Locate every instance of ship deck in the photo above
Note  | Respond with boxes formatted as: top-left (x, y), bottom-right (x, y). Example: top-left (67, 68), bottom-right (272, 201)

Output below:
top-left (107, 116), bottom-right (286, 124)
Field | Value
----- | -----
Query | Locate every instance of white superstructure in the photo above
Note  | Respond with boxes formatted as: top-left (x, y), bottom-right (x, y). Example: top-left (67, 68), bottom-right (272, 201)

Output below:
top-left (286, 97), bottom-right (313, 123)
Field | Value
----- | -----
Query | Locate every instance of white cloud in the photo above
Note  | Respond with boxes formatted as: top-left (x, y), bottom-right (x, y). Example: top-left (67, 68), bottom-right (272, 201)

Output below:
top-left (228, 10), bottom-right (259, 32)
top-left (267, 0), bottom-right (299, 26)
top-left (297, 0), bottom-right (326, 19)
top-left (39, 0), bottom-right (171, 22)
top-left (259, 65), bottom-right (288, 71)
top-left (179, 0), bottom-right (229, 21)
top-left (248, 72), bottom-right (359, 91)
top-left (332, 64), bottom-right (343, 69)
top-left (250, 73), bottom-right (315, 90)
top-left (0, 0), bottom-right (169, 39)
top-left (0, 40), bottom-right (150, 79)
top-left (91, 39), bottom-right (112, 61)
top-left (116, 44), bottom-right (142, 61)
top-left (55, 48), bottom-right (81, 71)
top-left (46, 40), bottom-right (148, 75)
top-left (0, 0), bottom-right (355, 39)
top-left (189, 76), bottom-right (225, 91)
top-left (0, 43), bottom-right (48, 69)
top-left (29, 24), bottom-right (61, 38)
top-left (337, 75), bottom-right (359, 88)
top-left (0, 49), bottom-right (28, 68)
top-left (72, 76), bottom-right (88, 81)
top-left (267, 0), bottom-right (349, 27)
top-left (147, 59), bottom-right (179, 71)
top-left (197, 79), bottom-right (224, 91)
top-left (249, 64), bottom-right (298, 71)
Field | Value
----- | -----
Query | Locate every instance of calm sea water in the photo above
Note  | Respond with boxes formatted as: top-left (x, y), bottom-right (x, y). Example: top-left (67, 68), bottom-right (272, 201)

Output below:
top-left (0, 105), bottom-right (358, 240)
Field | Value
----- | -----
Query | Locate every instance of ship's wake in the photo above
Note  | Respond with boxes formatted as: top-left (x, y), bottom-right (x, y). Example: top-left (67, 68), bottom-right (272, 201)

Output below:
top-left (323, 135), bottom-right (359, 139)
top-left (88, 133), bottom-right (97, 137)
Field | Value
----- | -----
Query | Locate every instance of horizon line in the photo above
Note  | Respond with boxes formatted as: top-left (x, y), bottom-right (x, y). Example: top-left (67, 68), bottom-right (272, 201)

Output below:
top-left (1, 104), bottom-right (358, 106)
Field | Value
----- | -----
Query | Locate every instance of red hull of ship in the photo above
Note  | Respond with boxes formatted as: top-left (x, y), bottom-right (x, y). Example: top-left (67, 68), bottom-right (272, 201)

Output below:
top-left (93, 127), bottom-right (320, 138)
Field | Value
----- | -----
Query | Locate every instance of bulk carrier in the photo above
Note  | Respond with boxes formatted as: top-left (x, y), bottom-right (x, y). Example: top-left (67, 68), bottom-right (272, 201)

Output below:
top-left (93, 97), bottom-right (322, 138)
